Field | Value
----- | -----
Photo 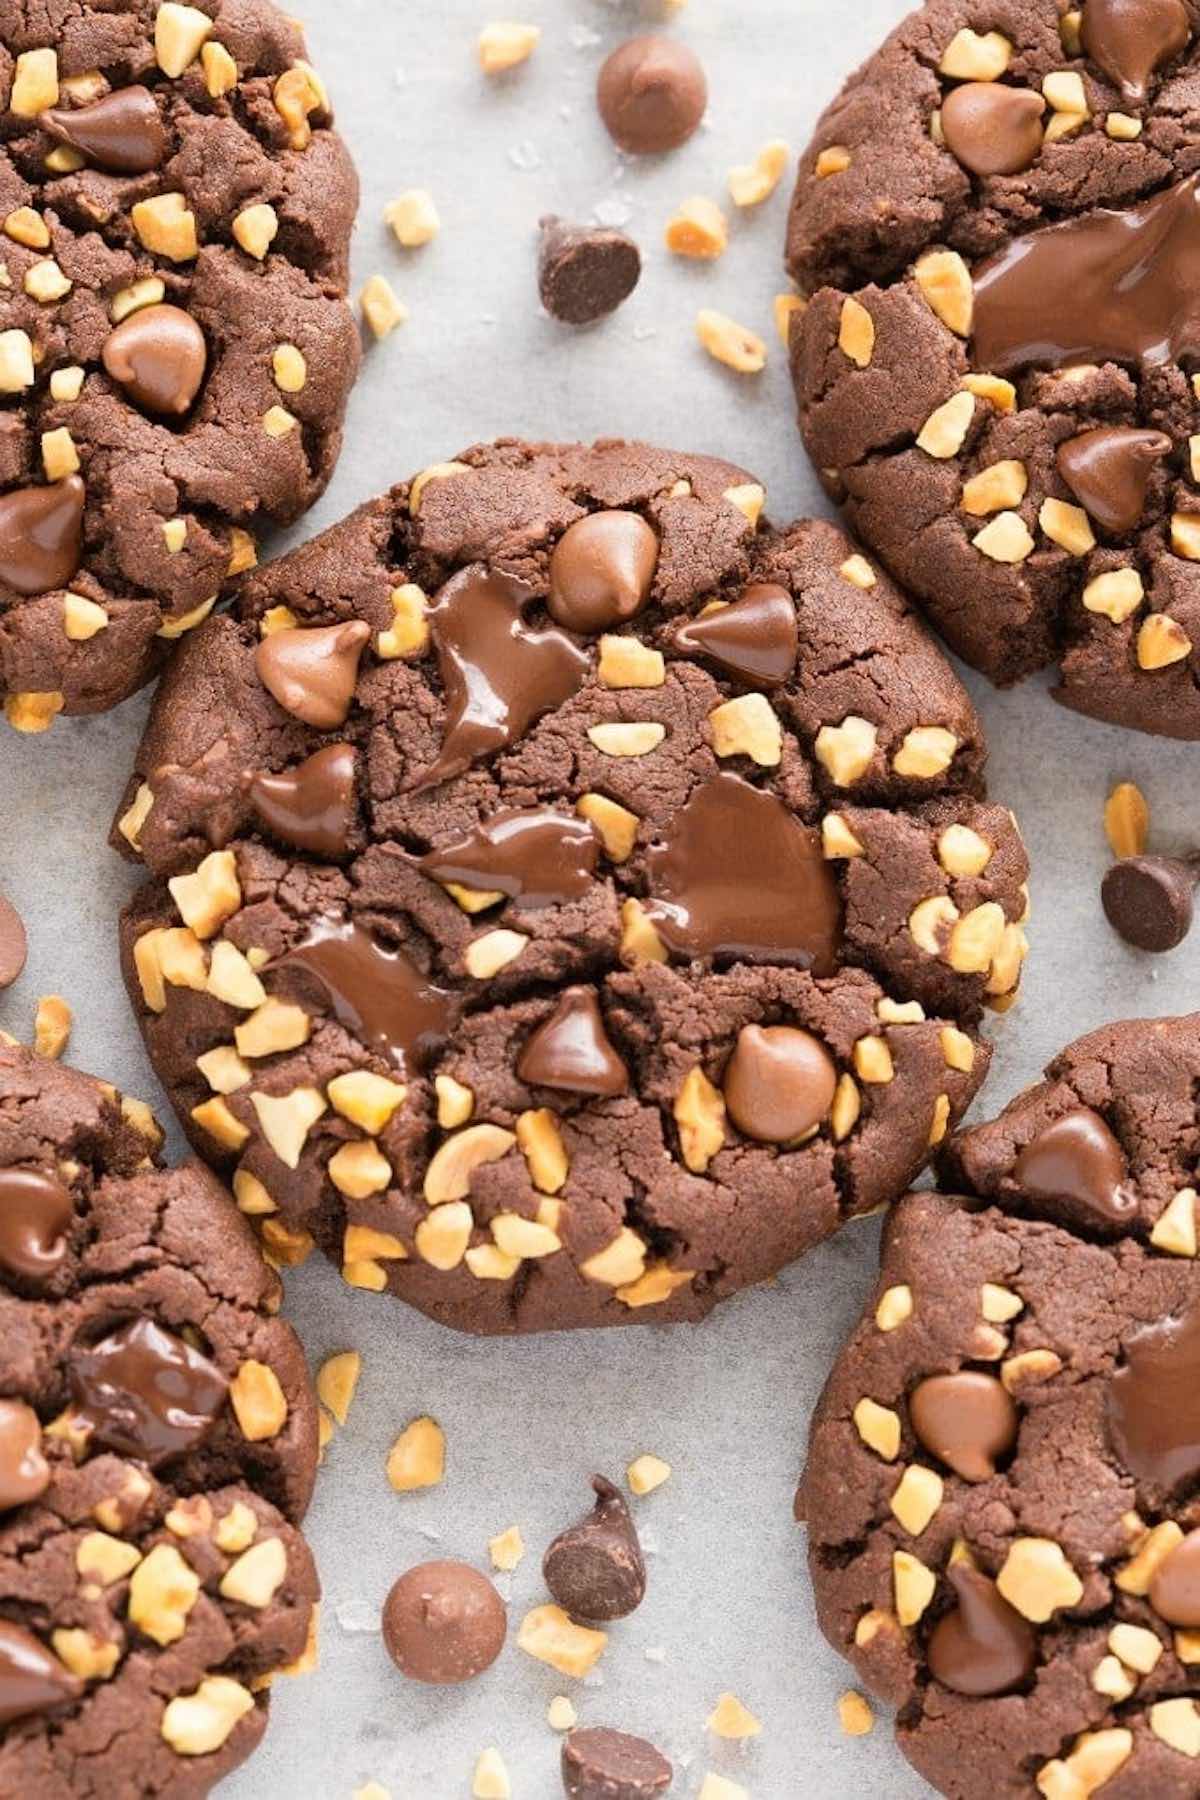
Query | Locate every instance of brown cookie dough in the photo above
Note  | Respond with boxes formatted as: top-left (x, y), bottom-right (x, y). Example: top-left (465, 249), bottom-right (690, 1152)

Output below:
top-left (111, 437), bottom-right (1029, 1335)
top-left (0, 0), bottom-right (359, 729)
top-left (786, 0), bottom-right (1200, 738)
top-left (799, 1012), bottom-right (1200, 1799)
top-left (0, 1041), bottom-right (320, 1797)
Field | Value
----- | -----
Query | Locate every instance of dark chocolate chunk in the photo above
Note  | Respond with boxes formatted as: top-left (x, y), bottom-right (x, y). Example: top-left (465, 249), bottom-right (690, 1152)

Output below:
top-left (1108, 1299), bottom-right (1200, 1496)
top-left (418, 808), bottom-right (598, 908)
top-left (1102, 854), bottom-right (1199, 952)
top-left (1082, 0), bottom-right (1191, 102)
top-left (271, 915), bottom-right (456, 1075)
top-left (68, 1317), bottom-right (228, 1465)
top-left (519, 989), bottom-right (630, 1096)
top-left (1151, 1527), bottom-right (1200, 1625)
top-left (1056, 427), bottom-right (1171, 536)
top-left (543, 1475), bottom-right (646, 1621)
top-left (0, 1401), bottom-right (49, 1511)
top-left (672, 583), bottom-right (798, 688)
top-left (0, 1166), bottom-right (72, 1283)
top-left (562, 1725), bottom-right (673, 1799)
top-left (0, 1621), bottom-right (82, 1727)
top-left (539, 217), bottom-right (642, 325)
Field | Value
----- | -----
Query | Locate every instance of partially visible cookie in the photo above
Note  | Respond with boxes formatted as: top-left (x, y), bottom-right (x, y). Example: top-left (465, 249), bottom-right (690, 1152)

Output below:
top-left (0, 0), bottom-right (360, 728)
top-left (112, 437), bottom-right (1029, 1335)
top-left (0, 1042), bottom-right (319, 1796)
top-left (799, 1013), bottom-right (1200, 1799)
top-left (786, 0), bottom-right (1200, 738)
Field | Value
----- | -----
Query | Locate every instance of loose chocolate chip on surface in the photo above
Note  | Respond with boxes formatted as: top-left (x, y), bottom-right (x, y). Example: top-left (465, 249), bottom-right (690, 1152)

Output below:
top-left (596, 34), bottom-right (707, 154)
top-left (543, 1476), bottom-right (646, 1621)
top-left (0, 894), bottom-right (27, 990)
top-left (562, 1725), bottom-right (673, 1799)
top-left (539, 217), bottom-right (642, 324)
top-left (382, 1559), bottom-right (506, 1684)
top-left (1102, 854), bottom-right (1199, 952)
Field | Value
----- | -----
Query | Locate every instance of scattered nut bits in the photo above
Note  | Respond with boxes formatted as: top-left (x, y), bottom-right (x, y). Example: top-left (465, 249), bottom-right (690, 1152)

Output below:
top-left (665, 196), bottom-right (728, 260)
top-left (1104, 782), bottom-right (1150, 859)
top-left (707, 1692), bottom-right (762, 1739)
top-left (479, 22), bottom-right (540, 73)
top-left (627, 1454), bottom-right (671, 1496)
top-left (489, 1526), bottom-right (526, 1571)
top-left (517, 1604), bottom-right (607, 1678)
top-left (728, 139), bottom-right (790, 207)
top-left (696, 309), bottom-right (767, 374)
top-left (837, 1689), bottom-right (874, 1736)
top-left (386, 190), bottom-right (440, 247)
top-left (548, 1695), bottom-right (578, 1731)
top-left (360, 275), bottom-right (408, 340)
top-left (472, 1747), bottom-right (511, 1799)
top-left (387, 1415), bottom-right (445, 1492)
top-left (316, 1351), bottom-right (361, 1426)
top-left (33, 994), bottom-right (71, 1059)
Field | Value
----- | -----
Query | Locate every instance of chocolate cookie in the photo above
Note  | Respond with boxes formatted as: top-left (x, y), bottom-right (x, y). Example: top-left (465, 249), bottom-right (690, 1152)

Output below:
top-left (0, 1041), bottom-right (320, 1796)
top-left (786, 1), bottom-right (1200, 738)
top-left (111, 436), bottom-right (1029, 1335)
top-left (0, 0), bottom-right (359, 729)
top-left (799, 1013), bottom-right (1200, 1799)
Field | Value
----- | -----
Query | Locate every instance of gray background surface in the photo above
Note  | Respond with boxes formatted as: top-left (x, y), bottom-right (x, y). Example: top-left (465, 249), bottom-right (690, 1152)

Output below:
top-left (1, 0), bottom-right (1198, 1793)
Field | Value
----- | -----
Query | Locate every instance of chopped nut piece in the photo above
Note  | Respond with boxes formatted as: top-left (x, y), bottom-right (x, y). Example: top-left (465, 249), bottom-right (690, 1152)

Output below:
top-left (939, 28), bottom-right (1012, 79)
top-left (917, 391), bottom-right (974, 459)
top-left (577, 793), bottom-right (639, 862)
top-left (619, 898), bottom-right (667, 968)
top-left (581, 1228), bottom-right (648, 1288)
top-left (157, 595), bottom-right (216, 640)
top-left (696, 309), bottom-right (767, 374)
top-left (875, 1285), bottom-right (913, 1332)
top-left (941, 1026), bottom-right (976, 1073)
top-left (465, 1244), bottom-right (520, 1280)
top-left (516, 1108), bottom-right (569, 1194)
top-left (273, 63), bottom-right (324, 148)
top-left (207, 939), bottom-right (265, 1008)
top-left (409, 461), bottom-right (470, 514)
top-left (489, 1526), bottom-right (525, 1572)
top-left (249, 1087), bottom-right (326, 1169)
top-left (1151, 1699), bottom-right (1200, 1757)
top-left (893, 725), bottom-right (957, 778)
top-left (492, 1212), bottom-right (561, 1258)
top-left (709, 692), bottom-right (782, 765)
top-left (386, 190), bottom-right (440, 247)
top-left (465, 929), bottom-right (529, 978)
top-left (77, 1531), bottom-right (142, 1585)
top-left (155, 3), bottom-right (212, 76)
top-left (674, 1066), bottom-right (726, 1173)
top-left (547, 1695), bottom-right (577, 1731)
top-left (201, 40), bottom-right (238, 97)
top-left (161, 1676), bottom-right (254, 1756)
top-left (729, 139), bottom-right (789, 207)
top-left (822, 812), bottom-right (865, 859)
top-left (1001, 1349), bottom-right (1063, 1392)
top-left (914, 250), bottom-right (973, 337)
top-left (598, 636), bottom-right (666, 689)
top-left (343, 1225), bottom-right (406, 1264)
top-left (1092, 1653), bottom-right (1136, 1701)
top-left (838, 1690), bottom-right (874, 1736)
top-left (774, 292), bottom-right (806, 345)
top-left (51, 1628), bottom-right (119, 1681)
top-left (838, 297), bottom-right (875, 367)
top-left (261, 1215), bottom-right (313, 1268)
top-left (235, 998), bottom-right (310, 1058)
top-left (360, 274), bottom-right (407, 340)
top-left (479, 22), bottom-right (541, 73)
top-left (617, 1262), bottom-right (693, 1309)
top-left (947, 901), bottom-right (1006, 974)
top-left (233, 1169), bottom-right (276, 1215)
top-left (830, 1073), bottom-right (861, 1141)
top-left (377, 583), bottom-right (429, 658)
top-left (415, 1201), bottom-right (473, 1270)
top-left (814, 145), bottom-right (851, 177)
top-left (814, 714), bottom-right (877, 786)
top-left (665, 196), bottom-right (728, 260)
top-left (997, 1537), bottom-right (1083, 1621)
top-left (387, 1417), bottom-right (445, 1492)
top-left (1036, 1730), bottom-right (1133, 1800)
top-left (628, 1454), bottom-right (671, 1496)
top-left (196, 1046), bottom-right (251, 1095)
top-left (26, 259), bottom-right (72, 306)
top-left (131, 192), bottom-right (198, 262)
top-left (0, 328), bottom-right (35, 393)
top-left (229, 1360), bottom-right (288, 1441)
top-left (191, 1097), bottom-right (250, 1151)
top-left (1116, 1520), bottom-right (1183, 1594)
top-left (233, 204), bottom-right (279, 260)
top-left (11, 48), bottom-right (59, 115)
top-left (893, 1550), bottom-right (937, 1626)
top-left (212, 1502), bottom-right (257, 1553)
top-left (424, 1124), bottom-right (516, 1205)
top-left (111, 277), bottom-right (165, 322)
top-left (42, 428), bottom-right (79, 480)
top-left (517, 1604), bottom-right (606, 1678)
top-left (1150, 1186), bottom-right (1197, 1257)
top-left (328, 1139), bottom-right (392, 1200)
top-left (961, 461), bottom-right (1027, 517)
top-left (1039, 497), bottom-right (1095, 556)
top-left (707, 1692), bottom-right (761, 1739)
top-left (1137, 613), bottom-right (1192, 670)
top-left (168, 850), bottom-right (241, 940)
top-left (890, 1465), bottom-right (944, 1536)
top-left (854, 1397), bottom-right (901, 1460)
top-left (34, 995), bottom-right (71, 1059)
top-left (262, 405), bottom-right (297, 440)
top-left (161, 517), bottom-right (187, 554)
top-left (587, 721), bottom-right (666, 758)
top-left (839, 554), bottom-right (876, 589)
top-left (219, 1536), bottom-right (287, 1609)
top-left (327, 1070), bottom-right (407, 1134)
top-left (4, 207), bottom-right (49, 249)
top-left (1106, 111), bottom-right (1142, 139)
top-left (938, 824), bottom-right (991, 877)
top-left (973, 511), bottom-right (1035, 564)
top-left (473, 1747), bottom-right (511, 1800)
top-left (129, 1543), bottom-right (201, 1645)
top-left (853, 1035), bottom-right (894, 1085)
top-left (1044, 69), bottom-right (1088, 114)
top-left (1171, 512), bottom-right (1200, 559)
top-left (1109, 1622), bottom-right (1163, 1674)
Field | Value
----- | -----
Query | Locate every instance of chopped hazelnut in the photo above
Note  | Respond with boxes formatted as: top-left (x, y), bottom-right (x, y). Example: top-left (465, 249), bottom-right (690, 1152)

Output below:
top-left (517, 1604), bottom-right (606, 1678)
top-left (386, 1415), bottom-right (444, 1492)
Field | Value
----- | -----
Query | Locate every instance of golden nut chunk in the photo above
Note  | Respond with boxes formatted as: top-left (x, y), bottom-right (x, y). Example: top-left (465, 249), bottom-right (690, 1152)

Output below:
top-left (327, 1069), bottom-right (407, 1133)
top-left (890, 1465), bottom-right (944, 1536)
top-left (377, 583), bottom-right (429, 659)
top-left (465, 928), bottom-right (529, 977)
top-left (213, 1501), bottom-right (258, 1553)
top-left (76, 1531), bottom-right (142, 1585)
top-left (465, 1244), bottom-right (520, 1281)
top-left (4, 206), bottom-right (49, 248)
top-left (854, 1397), bottom-right (901, 1460)
top-left (547, 1695), bottom-right (577, 1731)
top-left (51, 365), bottom-right (85, 402)
top-left (229, 1360), bottom-right (288, 1441)
top-left (838, 1690), bottom-right (874, 1737)
top-left (914, 250), bottom-right (973, 337)
top-left (233, 203), bottom-right (279, 260)
top-left (0, 328), bottom-right (35, 393)
top-left (893, 725), bottom-right (957, 778)
top-left (1082, 568), bottom-right (1144, 624)
top-left (628, 1453), bottom-right (671, 1495)
top-left (11, 48), bottom-right (59, 114)
top-left (202, 40), bottom-right (238, 97)
top-left (917, 391), bottom-right (975, 459)
top-left (947, 901), bottom-right (1007, 974)
top-left (250, 1087), bottom-right (326, 1168)
top-left (234, 998), bottom-right (310, 1058)
top-left (1091, 1654), bottom-right (1135, 1701)
top-left (385, 190), bottom-right (440, 247)
top-left (939, 27), bottom-right (1012, 78)
top-left (409, 461), bottom-right (470, 515)
top-left (25, 259), bottom-right (71, 303)
top-left (1150, 1698), bottom-right (1200, 1757)
top-left (973, 510), bottom-right (1035, 564)
top-left (473, 1747), bottom-right (511, 1800)
top-left (386, 1415), bottom-right (445, 1492)
top-left (814, 713), bottom-right (877, 786)
top-left (517, 1604), bottom-right (607, 1678)
top-left (132, 192), bottom-right (198, 261)
top-left (1117, 1520), bottom-right (1184, 1594)
top-left (262, 405), bottom-right (297, 441)
top-left (488, 1525), bottom-right (525, 1572)
top-left (893, 1550), bottom-right (937, 1627)
top-left (707, 1693), bottom-right (761, 1739)
top-left (1001, 1349), bottom-right (1063, 1392)
top-left (34, 995), bottom-right (72, 1060)
top-left (219, 1535), bottom-right (287, 1609)
top-left (516, 1108), bottom-right (569, 1194)
top-left (328, 1139), bottom-right (393, 1201)
top-left (617, 1262), bottom-right (693, 1309)
top-left (709, 692), bottom-right (782, 765)
top-left (981, 1281), bottom-right (1023, 1323)
top-left (51, 1627), bottom-right (119, 1681)
top-left (191, 1096), bottom-right (250, 1151)
top-left (587, 721), bottom-right (666, 758)
top-left (1171, 511), bottom-right (1200, 559)
top-left (1039, 497), bottom-right (1095, 557)
top-left (839, 553), bottom-right (876, 589)
top-left (961, 460), bottom-right (1027, 517)
top-left (814, 144), bottom-right (851, 177)
top-left (838, 297), bottom-right (875, 368)
top-left (674, 1066), bottom-right (726, 1174)
top-left (620, 898), bottom-right (667, 967)
top-left (822, 812), bottom-right (865, 859)
top-left (577, 793), bottom-right (639, 862)
top-left (830, 1072), bottom-right (861, 1141)
top-left (343, 1225), bottom-right (406, 1265)
top-left (111, 276), bottom-right (165, 322)
top-left (128, 1543), bottom-right (201, 1645)
top-left (581, 1227), bottom-right (648, 1288)
top-left (434, 1075), bottom-right (474, 1129)
top-left (1044, 69), bottom-right (1089, 115)
top-left (665, 196), bottom-right (728, 260)
top-left (360, 274), bottom-right (407, 340)
top-left (996, 1538), bottom-right (1083, 1622)
top-left (696, 309), bottom-right (767, 374)
top-left (161, 1676), bottom-right (255, 1756)
top-left (478, 21), bottom-right (541, 73)
top-left (207, 939), bottom-right (265, 1008)
top-left (1104, 783), bottom-right (1150, 863)
top-left (157, 595), bottom-right (217, 640)
top-left (909, 895), bottom-right (959, 956)
top-left (938, 824), bottom-right (992, 877)
top-left (1150, 1186), bottom-right (1197, 1257)
top-left (415, 1201), bottom-right (473, 1269)
top-left (1107, 110), bottom-right (1142, 139)
top-left (42, 428), bottom-right (79, 480)
top-left (728, 139), bottom-right (789, 207)
top-left (492, 1212), bottom-right (561, 1258)
top-left (775, 292), bottom-right (807, 345)
top-left (155, 3), bottom-right (212, 76)
top-left (232, 1169), bottom-right (276, 1217)
top-left (875, 1285), bottom-right (913, 1332)
top-left (1108, 1621), bottom-right (1163, 1674)
top-left (598, 635), bottom-right (665, 689)
top-left (196, 1045), bottom-right (251, 1095)
top-left (273, 63), bottom-right (324, 149)
top-left (854, 1607), bottom-right (899, 1648)
top-left (424, 1124), bottom-right (517, 1205)
top-left (1137, 612), bottom-right (1192, 671)
top-left (1036, 1730), bottom-right (1133, 1800)
top-left (168, 850), bottom-right (241, 940)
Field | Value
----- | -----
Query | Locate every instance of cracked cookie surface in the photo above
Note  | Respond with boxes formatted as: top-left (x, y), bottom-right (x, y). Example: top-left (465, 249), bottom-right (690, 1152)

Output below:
top-left (799, 1013), bottom-right (1200, 1799)
top-left (0, 1042), bottom-right (319, 1797)
top-left (112, 436), bottom-right (1029, 1335)
top-left (0, 0), bottom-right (359, 728)
top-left (786, 0), bottom-right (1200, 738)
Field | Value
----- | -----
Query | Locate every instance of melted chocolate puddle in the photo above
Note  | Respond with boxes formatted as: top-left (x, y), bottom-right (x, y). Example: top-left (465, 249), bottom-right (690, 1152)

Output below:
top-left (272, 915), bottom-right (457, 1074)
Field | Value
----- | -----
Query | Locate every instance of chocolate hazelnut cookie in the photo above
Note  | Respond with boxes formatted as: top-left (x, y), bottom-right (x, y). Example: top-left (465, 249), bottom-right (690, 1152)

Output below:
top-left (0, 0), bottom-right (359, 730)
top-left (786, 0), bottom-right (1200, 738)
top-left (111, 437), bottom-right (1030, 1335)
top-left (799, 1013), bottom-right (1200, 1799)
top-left (0, 1041), bottom-right (319, 1796)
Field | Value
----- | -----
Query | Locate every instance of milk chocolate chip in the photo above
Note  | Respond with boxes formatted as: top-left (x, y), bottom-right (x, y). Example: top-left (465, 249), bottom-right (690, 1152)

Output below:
top-left (548, 511), bottom-right (659, 634)
top-left (1102, 853), bottom-right (1199, 952)
top-left (0, 1401), bottom-right (49, 1511)
top-left (1150, 1527), bottom-right (1200, 1625)
top-left (273, 915), bottom-right (456, 1076)
top-left (926, 1564), bottom-right (1037, 1696)
top-left (249, 743), bottom-right (358, 856)
top-left (0, 1166), bottom-right (72, 1284)
top-left (41, 85), bottom-right (167, 173)
top-left (382, 1559), bottom-right (506, 1684)
top-left (543, 1475), bottom-right (646, 1621)
top-left (672, 583), bottom-right (798, 688)
top-left (722, 1024), bottom-right (837, 1143)
top-left (597, 34), bottom-right (707, 153)
top-left (102, 304), bottom-right (207, 416)
top-left (68, 1317), bottom-right (228, 1465)
top-left (254, 621), bottom-right (371, 730)
top-left (0, 1621), bottom-right (82, 1727)
top-left (1056, 427), bottom-right (1171, 536)
top-left (1108, 1300), bottom-right (1200, 1495)
top-left (562, 1726), bottom-right (673, 1799)
top-left (0, 894), bottom-right (27, 991)
top-left (1082, 0), bottom-right (1190, 102)
top-left (909, 1371), bottom-right (1018, 1482)
top-left (418, 807), bottom-right (598, 908)
top-left (518, 988), bottom-right (630, 1096)
top-left (940, 82), bottom-right (1045, 178)
top-left (1013, 1107), bottom-right (1136, 1230)
top-left (0, 476), bottom-right (85, 596)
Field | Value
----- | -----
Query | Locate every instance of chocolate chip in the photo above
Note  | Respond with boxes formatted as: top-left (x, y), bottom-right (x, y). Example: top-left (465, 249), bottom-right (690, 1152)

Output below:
top-left (1151, 1527), bottom-right (1200, 1626)
top-left (543, 1476), bottom-right (646, 1621)
top-left (41, 85), bottom-right (167, 174)
top-left (68, 1318), bottom-right (228, 1465)
top-left (561, 1726), bottom-right (673, 1799)
top-left (418, 807), bottom-right (598, 908)
top-left (672, 583), bottom-right (798, 688)
top-left (254, 620), bottom-right (370, 730)
top-left (538, 216), bottom-right (642, 324)
top-left (273, 915), bottom-right (456, 1076)
top-left (1108, 1300), bottom-right (1200, 1498)
top-left (519, 989), bottom-right (630, 1096)
top-left (0, 894), bottom-right (27, 991)
top-left (597, 34), bottom-right (707, 154)
top-left (940, 82), bottom-right (1045, 177)
top-left (0, 1167), bottom-right (72, 1284)
top-left (548, 512), bottom-right (659, 635)
top-left (0, 1620), bottom-right (82, 1728)
top-left (0, 1401), bottom-right (49, 1512)
top-left (722, 1024), bottom-right (837, 1143)
top-left (382, 1559), bottom-right (506, 1684)
top-left (909, 1371), bottom-right (1018, 1482)
top-left (1056, 427), bottom-right (1171, 536)
top-left (1013, 1107), bottom-right (1136, 1230)
top-left (249, 743), bottom-right (358, 856)
top-left (101, 304), bottom-right (208, 416)
top-left (1102, 853), bottom-right (1199, 952)
top-left (1082, 0), bottom-right (1191, 102)
top-left (0, 476), bottom-right (85, 596)
top-left (926, 1564), bottom-right (1037, 1696)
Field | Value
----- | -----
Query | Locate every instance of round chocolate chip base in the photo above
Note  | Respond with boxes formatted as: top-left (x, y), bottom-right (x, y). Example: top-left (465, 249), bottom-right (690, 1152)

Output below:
top-left (0, 1042), bottom-right (319, 1795)
top-left (112, 436), bottom-right (1030, 1335)
top-left (799, 1013), bottom-right (1200, 1799)
top-left (786, 0), bottom-right (1200, 738)
top-left (0, 0), bottom-right (359, 729)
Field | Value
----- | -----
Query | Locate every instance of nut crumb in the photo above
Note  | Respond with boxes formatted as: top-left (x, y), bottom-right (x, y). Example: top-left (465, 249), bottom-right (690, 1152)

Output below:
top-left (837, 1689), bottom-right (874, 1736)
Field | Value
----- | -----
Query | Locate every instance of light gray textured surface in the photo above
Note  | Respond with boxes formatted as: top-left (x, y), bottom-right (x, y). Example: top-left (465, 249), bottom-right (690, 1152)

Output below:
top-left (2, 0), bottom-right (1198, 1794)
